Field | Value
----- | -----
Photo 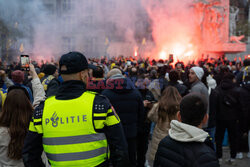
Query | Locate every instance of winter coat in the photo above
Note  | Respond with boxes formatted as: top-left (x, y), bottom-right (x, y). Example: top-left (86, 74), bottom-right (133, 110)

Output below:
top-left (214, 79), bottom-right (242, 121)
top-left (31, 78), bottom-right (46, 108)
top-left (190, 80), bottom-right (209, 101)
top-left (138, 88), bottom-right (156, 134)
top-left (208, 89), bottom-right (217, 128)
top-left (147, 103), bottom-right (172, 161)
top-left (102, 75), bottom-right (144, 138)
top-left (190, 80), bottom-right (209, 127)
top-left (154, 120), bottom-right (219, 167)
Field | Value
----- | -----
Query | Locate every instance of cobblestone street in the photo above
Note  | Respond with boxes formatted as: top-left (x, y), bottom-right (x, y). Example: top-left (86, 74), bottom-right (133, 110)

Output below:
top-left (220, 147), bottom-right (250, 167)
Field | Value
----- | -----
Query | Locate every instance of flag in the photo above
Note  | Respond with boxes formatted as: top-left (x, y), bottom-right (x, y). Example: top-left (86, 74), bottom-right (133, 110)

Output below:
top-left (142, 38), bottom-right (146, 45)
top-left (19, 43), bottom-right (24, 53)
top-left (105, 37), bottom-right (109, 45)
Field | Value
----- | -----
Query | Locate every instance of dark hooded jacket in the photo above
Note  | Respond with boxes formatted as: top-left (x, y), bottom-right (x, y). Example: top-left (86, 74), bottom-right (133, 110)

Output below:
top-left (154, 136), bottom-right (219, 167)
top-left (214, 79), bottom-right (241, 121)
top-left (102, 75), bottom-right (144, 138)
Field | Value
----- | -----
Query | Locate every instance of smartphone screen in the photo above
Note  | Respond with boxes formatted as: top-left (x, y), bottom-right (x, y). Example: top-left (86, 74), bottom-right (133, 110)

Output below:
top-left (20, 55), bottom-right (30, 71)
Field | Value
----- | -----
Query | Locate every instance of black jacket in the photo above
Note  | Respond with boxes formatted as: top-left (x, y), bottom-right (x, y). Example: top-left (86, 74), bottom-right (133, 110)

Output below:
top-left (214, 80), bottom-right (242, 121)
top-left (102, 77), bottom-right (144, 138)
top-left (22, 81), bottom-right (129, 167)
top-left (154, 136), bottom-right (219, 167)
top-left (208, 89), bottom-right (218, 128)
top-left (138, 89), bottom-right (156, 134)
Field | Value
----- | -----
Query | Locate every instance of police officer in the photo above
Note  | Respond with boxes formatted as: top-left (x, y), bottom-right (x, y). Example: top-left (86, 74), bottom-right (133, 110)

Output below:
top-left (22, 52), bottom-right (129, 167)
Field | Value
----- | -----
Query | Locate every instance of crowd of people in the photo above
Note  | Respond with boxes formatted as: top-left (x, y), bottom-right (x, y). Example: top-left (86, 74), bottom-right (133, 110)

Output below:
top-left (0, 52), bottom-right (249, 167)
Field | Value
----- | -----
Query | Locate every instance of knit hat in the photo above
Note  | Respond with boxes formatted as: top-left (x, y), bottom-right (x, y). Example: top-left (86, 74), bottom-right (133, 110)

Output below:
top-left (11, 70), bottom-right (24, 84)
top-left (191, 67), bottom-right (204, 80)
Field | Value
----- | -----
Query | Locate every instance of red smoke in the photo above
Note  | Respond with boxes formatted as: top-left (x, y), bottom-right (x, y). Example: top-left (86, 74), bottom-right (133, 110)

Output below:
top-left (141, 0), bottom-right (205, 64)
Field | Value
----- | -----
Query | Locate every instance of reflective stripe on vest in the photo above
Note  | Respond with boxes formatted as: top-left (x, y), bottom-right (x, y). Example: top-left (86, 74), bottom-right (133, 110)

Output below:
top-left (42, 92), bottom-right (109, 167)
top-left (42, 75), bottom-right (55, 91)
top-left (46, 147), bottom-right (107, 162)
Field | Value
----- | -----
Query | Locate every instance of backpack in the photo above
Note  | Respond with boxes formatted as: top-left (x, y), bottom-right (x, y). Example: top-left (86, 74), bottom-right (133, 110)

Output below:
top-left (219, 88), bottom-right (237, 108)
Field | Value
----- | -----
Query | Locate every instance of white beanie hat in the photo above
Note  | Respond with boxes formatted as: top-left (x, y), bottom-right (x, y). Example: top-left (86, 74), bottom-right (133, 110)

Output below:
top-left (191, 67), bottom-right (204, 80)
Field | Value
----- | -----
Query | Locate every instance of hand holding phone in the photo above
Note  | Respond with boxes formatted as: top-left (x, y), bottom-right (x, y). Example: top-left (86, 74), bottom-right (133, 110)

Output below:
top-left (29, 63), bottom-right (38, 79)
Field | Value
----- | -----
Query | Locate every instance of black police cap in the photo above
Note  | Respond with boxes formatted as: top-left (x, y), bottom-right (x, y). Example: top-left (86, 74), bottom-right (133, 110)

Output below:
top-left (59, 52), bottom-right (94, 74)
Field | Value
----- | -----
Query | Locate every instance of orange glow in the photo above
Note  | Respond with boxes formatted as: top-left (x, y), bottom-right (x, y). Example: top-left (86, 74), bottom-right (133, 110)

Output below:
top-left (155, 42), bottom-right (197, 65)
top-left (159, 51), bottom-right (167, 60)
top-left (171, 43), bottom-right (186, 56)
top-left (184, 50), bottom-right (194, 57)
top-left (134, 50), bottom-right (138, 57)
top-left (134, 46), bottom-right (138, 57)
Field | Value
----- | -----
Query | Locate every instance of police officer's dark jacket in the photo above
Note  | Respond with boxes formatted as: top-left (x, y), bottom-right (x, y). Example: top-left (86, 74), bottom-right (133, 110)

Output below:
top-left (22, 80), bottom-right (129, 167)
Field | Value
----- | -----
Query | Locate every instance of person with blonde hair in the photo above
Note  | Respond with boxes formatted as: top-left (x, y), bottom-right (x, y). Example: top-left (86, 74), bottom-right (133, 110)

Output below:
top-left (147, 86), bottom-right (182, 161)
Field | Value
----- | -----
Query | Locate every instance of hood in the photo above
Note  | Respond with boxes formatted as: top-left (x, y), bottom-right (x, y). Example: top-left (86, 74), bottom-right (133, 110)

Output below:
top-left (207, 75), bottom-right (217, 89)
top-left (169, 120), bottom-right (208, 142)
top-left (220, 79), bottom-right (235, 90)
top-left (109, 74), bottom-right (125, 80)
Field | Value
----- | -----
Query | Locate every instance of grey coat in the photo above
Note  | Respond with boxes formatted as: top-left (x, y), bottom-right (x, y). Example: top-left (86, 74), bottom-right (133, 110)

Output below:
top-left (190, 80), bottom-right (209, 101)
top-left (190, 80), bottom-right (209, 127)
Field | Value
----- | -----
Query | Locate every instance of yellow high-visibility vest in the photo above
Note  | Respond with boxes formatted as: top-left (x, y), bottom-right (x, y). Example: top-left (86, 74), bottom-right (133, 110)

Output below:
top-left (42, 92), bottom-right (109, 167)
